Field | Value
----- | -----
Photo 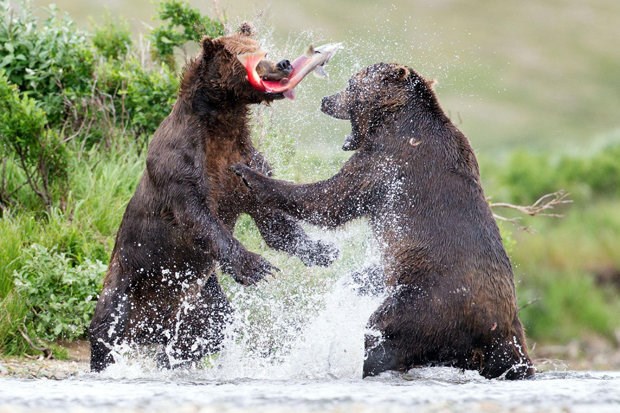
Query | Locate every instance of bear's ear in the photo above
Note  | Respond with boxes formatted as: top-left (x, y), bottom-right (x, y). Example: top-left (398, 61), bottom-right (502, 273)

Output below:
top-left (201, 36), bottom-right (216, 57)
top-left (390, 65), bottom-right (410, 82)
top-left (425, 78), bottom-right (438, 90)
top-left (237, 22), bottom-right (255, 37)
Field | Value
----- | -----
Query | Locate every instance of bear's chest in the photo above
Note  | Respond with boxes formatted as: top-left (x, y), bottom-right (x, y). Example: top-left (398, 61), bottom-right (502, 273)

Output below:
top-left (204, 138), bottom-right (253, 219)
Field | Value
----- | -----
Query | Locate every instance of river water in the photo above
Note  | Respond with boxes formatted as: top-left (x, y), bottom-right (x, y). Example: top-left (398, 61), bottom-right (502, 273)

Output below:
top-left (1, 369), bottom-right (619, 412)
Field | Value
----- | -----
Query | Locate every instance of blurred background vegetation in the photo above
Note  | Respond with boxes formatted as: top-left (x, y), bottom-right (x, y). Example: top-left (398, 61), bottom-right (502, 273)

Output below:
top-left (1, 0), bottom-right (619, 364)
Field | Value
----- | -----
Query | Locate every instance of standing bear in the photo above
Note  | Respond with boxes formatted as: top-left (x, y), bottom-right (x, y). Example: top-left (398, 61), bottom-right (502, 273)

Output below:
top-left (233, 63), bottom-right (535, 379)
top-left (89, 25), bottom-right (337, 372)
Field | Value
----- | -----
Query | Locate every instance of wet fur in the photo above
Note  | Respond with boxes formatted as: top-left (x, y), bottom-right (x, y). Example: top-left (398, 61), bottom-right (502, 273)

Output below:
top-left (233, 63), bottom-right (535, 380)
top-left (89, 28), bottom-right (336, 372)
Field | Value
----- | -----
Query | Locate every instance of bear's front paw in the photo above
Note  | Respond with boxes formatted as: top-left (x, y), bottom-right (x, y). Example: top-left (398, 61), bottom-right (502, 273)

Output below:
top-left (221, 249), bottom-right (279, 286)
top-left (296, 239), bottom-right (339, 267)
top-left (230, 164), bottom-right (273, 203)
top-left (230, 164), bottom-right (255, 189)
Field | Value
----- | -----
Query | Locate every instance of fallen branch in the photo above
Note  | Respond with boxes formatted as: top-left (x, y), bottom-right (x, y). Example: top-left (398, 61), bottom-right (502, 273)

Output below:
top-left (18, 325), bottom-right (53, 360)
top-left (489, 190), bottom-right (572, 228)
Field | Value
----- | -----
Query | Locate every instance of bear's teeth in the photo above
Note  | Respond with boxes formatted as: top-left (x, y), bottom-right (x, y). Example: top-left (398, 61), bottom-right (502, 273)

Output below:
top-left (409, 138), bottom-right (422, 147)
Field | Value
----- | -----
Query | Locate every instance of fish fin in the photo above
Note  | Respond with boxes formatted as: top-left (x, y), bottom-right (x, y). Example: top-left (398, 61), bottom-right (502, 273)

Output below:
top-left (313, 65), bottom-right (328, 78)
top-left (237, 50), bottom-right (267, 69)
top-left (237, 51), bottom-right (268, 91)
top-left (237, 52), bottom-right (250, 67)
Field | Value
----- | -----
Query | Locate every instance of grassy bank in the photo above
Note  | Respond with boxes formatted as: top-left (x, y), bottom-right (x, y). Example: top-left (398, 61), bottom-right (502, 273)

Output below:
top-left (1, 0), bottom-right (619, 359)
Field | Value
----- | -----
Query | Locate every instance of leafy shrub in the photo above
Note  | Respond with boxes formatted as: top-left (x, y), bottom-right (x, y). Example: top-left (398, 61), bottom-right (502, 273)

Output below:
top-left (0, 0), bottom-right (178, 200)
top-left (499, 141), bottom-right (620, 204)
top-left (92, 17), bottom-right (132, 60)
top-left (0, 71), bottom-right (69, 208)
top-left (0, 1), bottom-right (94, 126)
top-left (518, 270), bottom-right (619, 342)
top-left (0, 71), bottom-right (47, 145)
top-left (150, 0), bottom-right (224, 68)
top-left (581, 144), bottom-right (620, 195)
top-left (499, 151), bottom-right (558, 204)
top-left (0, 0), bottom-right (215, 162)
top-left (13, 244), bottom-right (105, 341)
top-left (95, 57), bottom-right (178, 141)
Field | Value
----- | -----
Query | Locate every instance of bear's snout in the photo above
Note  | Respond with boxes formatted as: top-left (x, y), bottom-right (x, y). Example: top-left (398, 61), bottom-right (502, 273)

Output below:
top-left (276, 59), bottom-right (293, 75)
top-left (257, 58), bottom-right (294, 82)
top-left (321, 93), bottom-right (350, 120)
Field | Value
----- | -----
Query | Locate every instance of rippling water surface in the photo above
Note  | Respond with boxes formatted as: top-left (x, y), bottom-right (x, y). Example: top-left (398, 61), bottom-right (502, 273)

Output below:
top-left (1, 369), bottom-right (620, 413)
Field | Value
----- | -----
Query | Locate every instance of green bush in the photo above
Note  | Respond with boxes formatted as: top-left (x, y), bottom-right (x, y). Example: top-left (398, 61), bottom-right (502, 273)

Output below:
top-left (499, 141), bottom-right (620, 204)
top-left (0, 0), bottom-right (179, 149)
top-left (499, 151), bottom-right (559, 204)
top-left (92, 17), bottom-right (132, 60)
top-left (518, 270), bottom-right (619, 343)
top-left (0, 134), bottom-right (145, 354)
top-left (581, 144), bottom-right (620, 195)
top-left (0, 1), bottom-right (94, 126)
top-left (13, 244), bottom-right (106, 342)
top-left (0, 71), bottom-right (69, 208)
top-left (0, 0), bottom-right (180, 206)
top-left (94, 57), bottom-right (178, 141)
top-left (150, 0), bottom-right (225, 68)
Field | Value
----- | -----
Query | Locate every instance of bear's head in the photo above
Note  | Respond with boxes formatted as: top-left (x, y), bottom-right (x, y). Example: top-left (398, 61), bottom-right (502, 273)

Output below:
top-left (321, 63), bottom-right (437, 151)
top-left (182, 23), bottom-right (293, 106)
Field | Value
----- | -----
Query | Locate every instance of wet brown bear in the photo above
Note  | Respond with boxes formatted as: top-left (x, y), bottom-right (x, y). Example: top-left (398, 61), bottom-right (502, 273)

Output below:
top-left (233, 63), bottom-right (535, 379)
top-left (89, 25), bottom-right (337, 372)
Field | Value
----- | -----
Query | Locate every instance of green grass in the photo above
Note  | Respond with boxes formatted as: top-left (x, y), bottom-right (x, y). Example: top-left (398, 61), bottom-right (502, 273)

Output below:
top-left (518, 269), bottom-right (620, 343)
top-left (511, 201), bottom-right (620, 273)
top-left (509, 201), bottom-right (620, 343)
top-left (0, 142), bottom-right (143, 272)
top-left (0, 291), bottom-right (29, 355)
top-left (0, 139), bottom-right (144, 354)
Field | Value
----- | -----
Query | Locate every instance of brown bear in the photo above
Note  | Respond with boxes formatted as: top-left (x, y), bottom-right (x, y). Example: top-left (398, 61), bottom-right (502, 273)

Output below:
top-left (88, 25), bottom-right (337, 372)
top-left (233, 62), bottom-right (535, 380)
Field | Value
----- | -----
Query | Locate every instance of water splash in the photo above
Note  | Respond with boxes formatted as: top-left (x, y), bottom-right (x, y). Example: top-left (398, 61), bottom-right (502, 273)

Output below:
top-left (203, 224), bottom-right (384, 380)
top-left (212, 276), bottom-right (383, 380)
top-left (97, 223), bottom-right (383, 381)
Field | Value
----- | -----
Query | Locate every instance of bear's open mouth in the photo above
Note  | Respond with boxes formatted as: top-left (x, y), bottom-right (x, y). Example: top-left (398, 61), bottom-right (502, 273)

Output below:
top-left (238, 43), bottom-right (342, 100)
